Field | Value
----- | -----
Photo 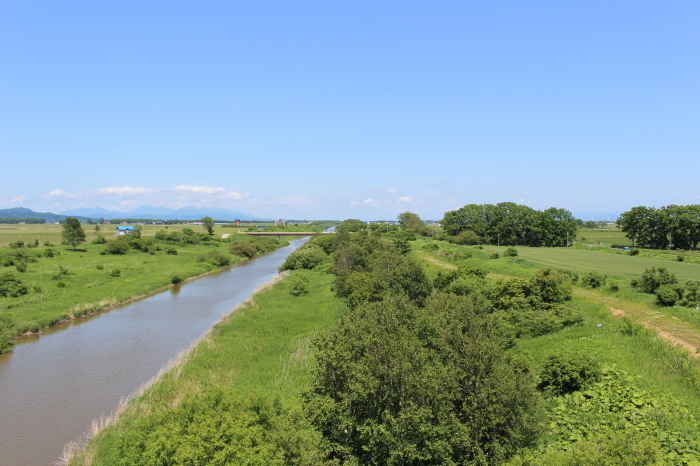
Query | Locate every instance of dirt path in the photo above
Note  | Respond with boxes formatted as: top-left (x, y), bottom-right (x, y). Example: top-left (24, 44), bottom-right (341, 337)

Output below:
top-left (416, 251), bottom-right (700, 356)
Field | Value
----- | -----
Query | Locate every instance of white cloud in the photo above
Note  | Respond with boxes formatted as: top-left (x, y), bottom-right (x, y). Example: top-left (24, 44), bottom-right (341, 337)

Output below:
top-left (363, 198), bottom-right (378, 205)
top-left (97, 186), bottom-right (156, 195)
top-left (9, 197), bottom-right (27, 203)
top-left (175, 185), bottom-right (226, 194)
top-left (46, 189), bottom-right (69, 197)
top-left (385, 188), bottom-right (398, 193)
top-left (517, 198), bottom-right (532, 203)
top-left (425, 192), bottom-right (436, 196)
top-left (397, 196), bottom-right (413, 203)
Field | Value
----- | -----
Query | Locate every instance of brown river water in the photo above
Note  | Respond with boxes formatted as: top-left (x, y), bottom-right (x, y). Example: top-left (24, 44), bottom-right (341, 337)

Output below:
top-left (0, 237), bottom-right (309, 466)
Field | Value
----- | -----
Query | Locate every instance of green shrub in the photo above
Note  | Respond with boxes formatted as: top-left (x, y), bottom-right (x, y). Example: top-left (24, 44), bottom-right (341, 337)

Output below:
top-left (15, 262), bottom-right (27, 273)
top-left (230, 242), bottom-right (257, 258)
top-left (43, 241), bottom-right (54, 247)
top-left (91, 234), bottom-right (107, 244)
top-left (677, 255), bottom-right (685, 262)
top-left (57, 281), bottom-right (66, 288)
top-left (171, 274), bottom-right (183, 285)
top-left (537, 352), bottom-right (601, 395)
top-left (9, 241), bottom-right (24, 249)
top-left (503, 247), bottom-right (518, 257)
top-left (110, 269), bottom-right (121, 278)
top-left (629, 248), bottom-right (640, 256)
top-left (581, 271), bottom-right (607, 288)
top-left (0, 313), bottom-right (16, 354)
top-left (655, 284), bottom-right (683, 306)
top-left (312, 263), bottom-right (333, 274)
top-left (165, 247), bottom-right (178, 255)
top-left (197, 250), bottom-right (231, 267)
top-left (0, 273), bottom-right (29, 298)
top-left (607, 279), bottom-right (620, 292)
top-left (288, 273), bottom-right (310, 296)
top-left (96, 264), bottom-right (104, 270)
top-left (104, 239), bottom-right (130, 255)
top-left (634, 267), bottom-right (677, 293)
top-left (423, 242), bottom-right (439, 250)
top-left (490, 252), bottom-right (500, 259)
top-left (453, 230), bottom-right (481, 245)
top-left (279, 244), bottom-right (327, 271)
top-left (682, 280), bottom-right (700, 307)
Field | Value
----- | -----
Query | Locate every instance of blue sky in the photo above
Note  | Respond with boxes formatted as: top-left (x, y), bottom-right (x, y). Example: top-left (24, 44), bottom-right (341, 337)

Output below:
top-left (1, 1), bottom-right (698, 220)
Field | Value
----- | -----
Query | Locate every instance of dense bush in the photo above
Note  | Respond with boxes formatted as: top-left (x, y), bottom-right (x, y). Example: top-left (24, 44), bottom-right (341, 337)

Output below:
top-left (655, 284), bottom-right (683, 306)
top-left (581, 271), bottom-right (607, 288)
top-left (305, 294), bottom-right (543, 464)
top-left (503, 247), bottom-right (518, 257)
top-left (634, 266), bottom-right (678, 294)
top-left (0, 313), bottom-right (16, 354)
top-left (171, 274), bottom-right (183, 285)
top-left (91, 234), bottom-right (107, 244)
top-left (629, 248), bottom-right (640, 256)
top-left (229, 241), bottom-right (257, 258)
top-left (0, 273), bottom-right (28, 298)
top-left (422, 242), bottom-right (439, 250)
top-left (104, 239), bottom-right (130, 255)
top-left (490, 252), bottom-right (500, 259)
top-left (197, 250), bottom-right (231, 267)
top-left (537, 352), bottom-right (602, 395)
top-left (0, 249), bottom-right (37, 267)
top-left (288, 273), bottom-right (310, 296)
top-left (110, 269), bottom-right (121, 278)
top-left (279, 244), bottom-right (327, 271)
top-left (683, 280), bottom-right (700, 307)
top-left (453, 229), bottom-right (481, 245)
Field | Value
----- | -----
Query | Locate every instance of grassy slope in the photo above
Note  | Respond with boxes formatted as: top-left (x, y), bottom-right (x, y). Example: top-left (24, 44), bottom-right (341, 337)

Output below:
top-left (69, 270), bottom-right (344, 465)
top-left (0, 235), bottom-right (295, 336)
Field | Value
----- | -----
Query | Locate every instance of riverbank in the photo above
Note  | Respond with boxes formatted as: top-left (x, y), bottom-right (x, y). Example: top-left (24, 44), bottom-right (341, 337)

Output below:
top-left (0, 234), bottom-right (301, 349)
top-left (65, 268), bottom-right (343, 465)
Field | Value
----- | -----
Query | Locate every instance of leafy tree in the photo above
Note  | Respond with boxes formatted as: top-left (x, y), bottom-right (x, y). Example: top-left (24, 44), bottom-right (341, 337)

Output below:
top-left (202, 216), bottom-right (215, 235)
top-left (634, 267), bottom-right (677, 294)
top-left (305, 294), bottom-right (543, 464)
top-left (397, 211), bottom-right (423, 230)
top-left (61, 217), bottom-right (86, 251)
top-left (0, 313), bottom-right (16, 354)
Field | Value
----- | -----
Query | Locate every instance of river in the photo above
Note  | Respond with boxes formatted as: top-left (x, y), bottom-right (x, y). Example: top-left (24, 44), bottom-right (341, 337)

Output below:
top-left (0, 237), bottom-right (309, 466)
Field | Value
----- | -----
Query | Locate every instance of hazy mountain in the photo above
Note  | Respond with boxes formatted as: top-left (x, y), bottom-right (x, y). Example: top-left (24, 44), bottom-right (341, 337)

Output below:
top-left (59, 206), bottom-right (270, 221)
top-left (0, 207), bottom-right (89, 223)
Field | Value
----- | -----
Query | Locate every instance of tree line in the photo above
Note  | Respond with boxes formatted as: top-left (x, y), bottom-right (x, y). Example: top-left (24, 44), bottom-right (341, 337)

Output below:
top-left (617, 204), bottom-right (700, 250)
top-left (0, 218), bottom-right (46, 224)
top-left (441, 202), bottom-right (577, 247)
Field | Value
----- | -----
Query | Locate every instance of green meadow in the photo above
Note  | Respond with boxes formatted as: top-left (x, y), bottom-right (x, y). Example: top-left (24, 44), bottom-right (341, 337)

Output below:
top-left (0, 229), bottom-right (299, 338)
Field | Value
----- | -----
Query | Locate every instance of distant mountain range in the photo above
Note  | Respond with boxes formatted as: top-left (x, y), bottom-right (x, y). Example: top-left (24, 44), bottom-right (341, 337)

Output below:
top-left (58, 205), bottom-right (270, 221)
top-left (0, 207), bottom-right (90, 223)
top-left (0, 206), bottom-right (270, 222)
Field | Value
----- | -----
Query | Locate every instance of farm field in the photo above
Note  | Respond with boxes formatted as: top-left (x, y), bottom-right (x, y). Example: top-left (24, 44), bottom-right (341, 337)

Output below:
top-left (575, 227), bottom-right (632, 247)
top-left (482, 244), bottom-right (699, 281)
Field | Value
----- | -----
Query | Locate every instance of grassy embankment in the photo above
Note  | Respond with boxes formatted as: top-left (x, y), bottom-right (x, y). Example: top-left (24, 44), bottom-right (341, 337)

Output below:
top-left (66, 269), bottom-right (343, 465)
top-left (0, 225), bottom-right (308, 338)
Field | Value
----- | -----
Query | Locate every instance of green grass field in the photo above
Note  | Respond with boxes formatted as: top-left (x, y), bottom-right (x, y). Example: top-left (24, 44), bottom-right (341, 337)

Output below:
top-left (0, 234), bottom-right (297, 337)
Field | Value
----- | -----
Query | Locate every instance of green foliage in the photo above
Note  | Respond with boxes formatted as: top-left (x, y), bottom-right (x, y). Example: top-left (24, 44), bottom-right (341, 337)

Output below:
top-left (109, 269), bottom-right (121, 278)
top-left (453, 229), bottom-right (481, 245)
top-left (617, 204), bottom-right (700, 250)
top-left (197, 250), bottom-right (232, 267)
top-left (397, 211), bottom-right (424, 230)
top-left (171, 274), bottom-right (183, 285)
top-left (538, 366), bottom-right (700, 463)
top-left (423, 242), bottom-right (439, 250)
top-left (0, 313), bottom-right (16, 353)
top-left (94, 392), bottom-right (328, 466)
top-left (165, 247), bottom-right (178, 255)
top-left (61, 217), bottom-right (86, 251)
top-left (608, 279), bottom-right (620, 292)
top-left (288, 273), bottom-right (310, 296)
top-left (504, 247), bottom-right (519, 257)
top-left (305, 294), bottom-right (543, 464)
top-left (312, 263), bottom-right (333, 274)
top-left (104, 239), bottom-right (130, 255)
top-left (655, 284), bottom-right (683, 306)
top-left (457, 263), bottom-right (488, 279)
top-left (491, 252), bottom-right (500, 259)
top-left (9, 240), bottom-right (25, 249)
top-left (201, 216), bottom-right (215, 235)
top-left (682, 280), bottom-right (700, 307)
top-left (279, 244), bottom-right (327, 271)
top-left (629, 248), bottom-right (641, 255)
top-left (91, 234), bottom-right (107, 244)
top-left (581, 271), bottom-right (607, 288)
top-left (635, 267), bottom-right (678, 294)
top-left (537, 352), bottom-right (602, 395)
top-left (230, 241), bottom-right (257, 258)
top-left (0, 272), bottom-right (29, 298)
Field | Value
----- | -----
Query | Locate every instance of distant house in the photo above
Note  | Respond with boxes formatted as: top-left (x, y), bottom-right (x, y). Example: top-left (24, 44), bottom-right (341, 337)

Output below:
top-left (116, 226), bottom-right (136, 235)
top-left (275, 219), bottom-right (287, 227)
